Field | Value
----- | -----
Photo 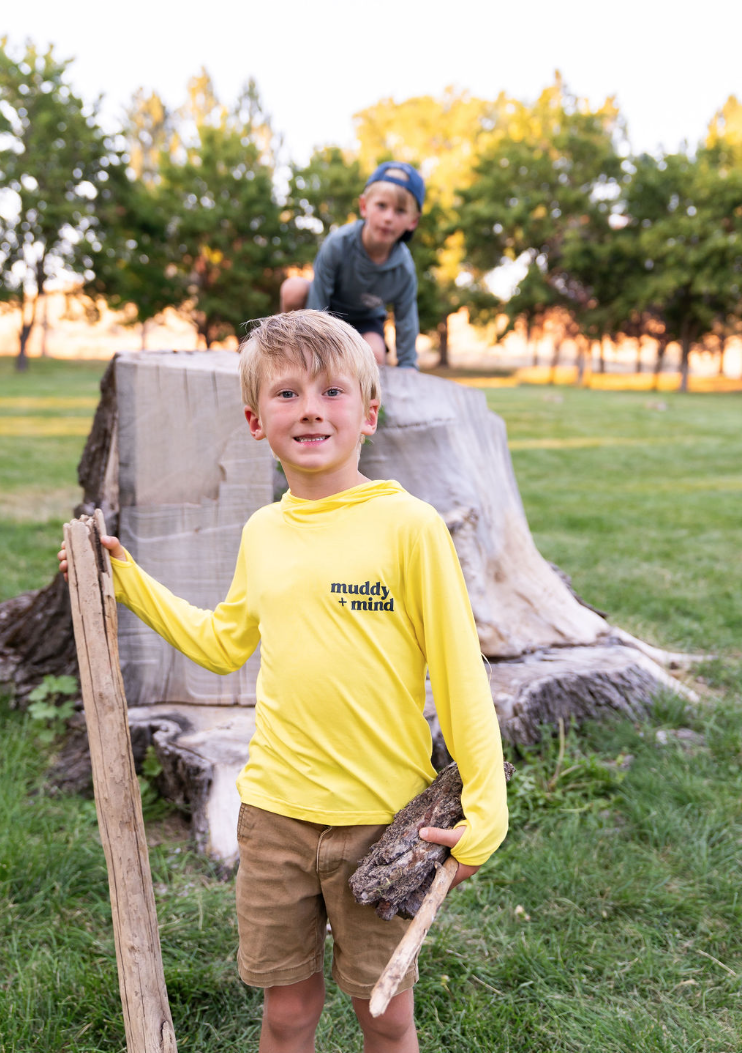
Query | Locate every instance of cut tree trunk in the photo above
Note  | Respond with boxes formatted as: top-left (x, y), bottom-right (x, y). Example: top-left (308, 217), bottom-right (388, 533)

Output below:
top-left (65, 511), bottom-right (177, 1053)
top-left (0, 352), bottom-right (701, 863)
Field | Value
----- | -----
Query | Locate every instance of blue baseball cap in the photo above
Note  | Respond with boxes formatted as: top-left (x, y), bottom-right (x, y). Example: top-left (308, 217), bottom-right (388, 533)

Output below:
top-left (364, 162), bottom-right (425, 212)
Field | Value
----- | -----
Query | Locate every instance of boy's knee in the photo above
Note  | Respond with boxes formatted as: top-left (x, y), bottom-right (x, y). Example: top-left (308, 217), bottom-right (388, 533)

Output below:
top-left (353, 988), bottom-right (415, 1043)
top-left (361, 330), bottom-right (387, 365)
top-left (280, 276), bottom-right (310, 312)
top-left (263, 973), bottom-right (325, 1038)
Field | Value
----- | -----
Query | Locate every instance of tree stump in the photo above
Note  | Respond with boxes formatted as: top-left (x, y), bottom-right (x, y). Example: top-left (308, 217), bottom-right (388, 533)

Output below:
top-left (0, 352), bottom-right (699, 862)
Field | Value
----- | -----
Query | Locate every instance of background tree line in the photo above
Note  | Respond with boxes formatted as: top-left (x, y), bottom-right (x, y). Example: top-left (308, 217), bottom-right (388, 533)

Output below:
top-left (2, 39), bottom-right (742, 387)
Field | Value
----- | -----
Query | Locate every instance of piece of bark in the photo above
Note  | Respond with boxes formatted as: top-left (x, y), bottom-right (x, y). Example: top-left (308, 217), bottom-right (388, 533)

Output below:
top-left (65, 510), bottom-right (177, 1053)
top-left (349, 760), bottom-right (515, 920)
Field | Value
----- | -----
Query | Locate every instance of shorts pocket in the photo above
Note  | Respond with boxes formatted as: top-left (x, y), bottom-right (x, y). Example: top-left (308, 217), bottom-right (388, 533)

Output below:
top-left (237, 803), bottom-right (260, 843)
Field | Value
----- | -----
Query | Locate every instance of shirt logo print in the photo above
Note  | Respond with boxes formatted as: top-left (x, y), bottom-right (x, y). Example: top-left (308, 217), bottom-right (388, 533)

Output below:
top-left (330, 581), bottom-right (395, 612)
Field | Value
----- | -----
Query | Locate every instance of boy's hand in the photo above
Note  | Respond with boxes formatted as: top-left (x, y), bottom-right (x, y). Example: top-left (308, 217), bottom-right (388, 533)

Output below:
top-left (57, 534), bottom-right (125, 582)
top-left (418, 825), bottom-right (480, 889)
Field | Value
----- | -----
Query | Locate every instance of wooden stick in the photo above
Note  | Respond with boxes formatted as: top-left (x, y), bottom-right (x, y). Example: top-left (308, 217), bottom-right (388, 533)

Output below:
top-left (65, 510), bottom-right (177, 1053)
top-left (369, 855), bottom-right (459, 1017)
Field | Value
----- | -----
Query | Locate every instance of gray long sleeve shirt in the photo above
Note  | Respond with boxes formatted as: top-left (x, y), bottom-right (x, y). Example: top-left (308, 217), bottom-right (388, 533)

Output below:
top-left (306, 220), bottom-right (419, 368)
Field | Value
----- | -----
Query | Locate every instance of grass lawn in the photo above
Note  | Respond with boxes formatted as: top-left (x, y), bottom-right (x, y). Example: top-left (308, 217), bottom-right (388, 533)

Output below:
top-left (0, 356), bottom-right (106, 602)
top-left (1, 360), bottom-right (741, 1052)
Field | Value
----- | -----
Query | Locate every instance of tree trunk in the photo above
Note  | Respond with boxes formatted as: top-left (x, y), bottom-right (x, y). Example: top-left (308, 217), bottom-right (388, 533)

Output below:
top-left (653, 336), bottom-right (668, 388)
top-left (549, 338), bottom-right (562, 383)
top-left (141, 318), bottom-right (149, 352)
top-left (635, 339), bottom-right (643, 374)
top-left (40, 293), bottom-right (50, 357)
top-left (437, 315), bottom-right (449, 369)
top-left (575, 338), bottom-right (587, 385)
top-left (679, 332), bottom-right (691, 393)
top-left (717, 335), bottom-right (727, 377)
top-left (597, 338), bottom-right (606, 374)
top-left (15, 294), bottom-right (37, 372)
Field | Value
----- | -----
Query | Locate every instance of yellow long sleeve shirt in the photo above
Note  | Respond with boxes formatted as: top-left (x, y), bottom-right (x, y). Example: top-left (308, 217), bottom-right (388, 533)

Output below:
top-left (111, 479), bottom-right (508, 866)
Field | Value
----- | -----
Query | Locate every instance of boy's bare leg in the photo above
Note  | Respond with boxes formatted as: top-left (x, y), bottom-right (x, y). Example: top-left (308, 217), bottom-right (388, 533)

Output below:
top-left (280, 277), bottom-right (311, 312)
top-left (361, 331), bottom-right (387, 366)
top-left (352, 989), bottom-right (419, 1053)
top-left (260, 973), bottom-right (325, 1053)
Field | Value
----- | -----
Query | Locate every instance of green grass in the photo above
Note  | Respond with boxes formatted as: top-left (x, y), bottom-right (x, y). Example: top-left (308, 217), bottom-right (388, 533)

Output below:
top-left (0, 356), bottom-right (106, 600)
top-left (1, 362), bottom-right (741, 1051)
top-left (485, 387), bottom-right (742, 654)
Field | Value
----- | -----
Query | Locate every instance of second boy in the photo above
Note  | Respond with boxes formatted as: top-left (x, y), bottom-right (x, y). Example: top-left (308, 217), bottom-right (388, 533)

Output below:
top-left (281, 162), bottom-right (424, 368)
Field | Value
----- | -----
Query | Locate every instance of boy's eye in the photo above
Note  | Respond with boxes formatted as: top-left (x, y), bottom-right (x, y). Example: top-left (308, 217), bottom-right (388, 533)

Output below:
top-left (325, 387), bottom-right (342, 397)
top-left (277, 390), bottom-right (296, 399)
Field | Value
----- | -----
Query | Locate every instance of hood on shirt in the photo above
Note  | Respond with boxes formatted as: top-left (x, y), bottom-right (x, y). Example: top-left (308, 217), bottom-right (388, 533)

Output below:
top-left (280, 479), bottom-right (404, 524)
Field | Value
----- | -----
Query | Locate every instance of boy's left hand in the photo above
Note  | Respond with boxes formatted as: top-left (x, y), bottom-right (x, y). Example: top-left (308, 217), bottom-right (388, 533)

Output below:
top-left (418, 826), bottom-right (480, 889)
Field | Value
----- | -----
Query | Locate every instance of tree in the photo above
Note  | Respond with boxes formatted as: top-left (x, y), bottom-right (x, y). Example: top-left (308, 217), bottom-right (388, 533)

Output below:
top-left (456, 77), bottom-right (624, 367)
top-left (625, 151), bottom-right (742, 391)
top-left (0, 39), bottom-right (111, 369)
top-left (157, 72), bottom-right (287, 346)
top-left (286, 146), bottom-right (362, 264)
top-left (82, 164), bottom-right (185, 349)
top-left (82, 92), bottom-right (184, 348)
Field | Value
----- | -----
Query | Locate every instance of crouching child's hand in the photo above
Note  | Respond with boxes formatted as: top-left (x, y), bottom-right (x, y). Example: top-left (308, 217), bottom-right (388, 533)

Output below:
top-left (418, 825), bottom-right (480, 889)
top-left (57, 533), bottom-right (126, 582)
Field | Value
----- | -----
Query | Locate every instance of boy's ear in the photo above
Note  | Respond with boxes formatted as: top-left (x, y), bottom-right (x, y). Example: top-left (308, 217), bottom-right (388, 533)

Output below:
top-left (406, 210), bottom-right (420, 234)
top-left (244, 405), bottom-right (265, 440)
top-left (358, 193), bottom-right (368, 219)
top-left (362, 398), bottom-right (380, 438)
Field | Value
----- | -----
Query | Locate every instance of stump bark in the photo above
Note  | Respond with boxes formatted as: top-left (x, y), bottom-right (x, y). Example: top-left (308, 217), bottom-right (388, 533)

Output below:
top-left (0, 352), bottom-right (700, 862)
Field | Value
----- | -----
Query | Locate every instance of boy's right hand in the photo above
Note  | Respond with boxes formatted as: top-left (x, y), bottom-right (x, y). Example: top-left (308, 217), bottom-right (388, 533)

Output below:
top-left (57, 534), bottom-right (126, 582)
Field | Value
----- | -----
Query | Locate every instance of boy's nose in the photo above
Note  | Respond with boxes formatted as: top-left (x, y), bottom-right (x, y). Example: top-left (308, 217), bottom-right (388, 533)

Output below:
top-left (300, 395), bottom-right (323, 419)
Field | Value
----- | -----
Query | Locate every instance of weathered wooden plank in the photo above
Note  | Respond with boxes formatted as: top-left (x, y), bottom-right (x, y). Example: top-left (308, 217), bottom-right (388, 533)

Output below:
top-left (65, 510), bottom-right (177, 1053)
top-left (369, 857), bottom-right (459, 1019)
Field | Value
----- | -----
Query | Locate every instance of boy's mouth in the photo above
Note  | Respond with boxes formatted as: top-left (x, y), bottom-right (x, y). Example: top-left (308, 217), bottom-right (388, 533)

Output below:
top-left (294, 435), bottom-right (329, 444)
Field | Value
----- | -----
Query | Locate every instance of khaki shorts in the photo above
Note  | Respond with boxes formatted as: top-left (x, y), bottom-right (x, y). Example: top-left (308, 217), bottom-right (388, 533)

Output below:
top-left (235, 803), bottom-right (417, 998)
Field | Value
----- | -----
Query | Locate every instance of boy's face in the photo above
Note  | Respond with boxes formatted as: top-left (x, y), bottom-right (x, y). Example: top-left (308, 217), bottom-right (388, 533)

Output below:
top-left (359, 183), bottom-right (419, 248)
top-left (244, 358), bottom-right (379, 495)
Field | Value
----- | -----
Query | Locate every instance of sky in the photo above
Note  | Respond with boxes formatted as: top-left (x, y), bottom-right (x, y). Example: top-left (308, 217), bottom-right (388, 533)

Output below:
top-left (3, 0), bottom-right (742, 165)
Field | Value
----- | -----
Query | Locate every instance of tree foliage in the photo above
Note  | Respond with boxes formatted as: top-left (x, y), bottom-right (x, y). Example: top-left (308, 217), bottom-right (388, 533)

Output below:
top-left (624, 151), bottom-right (742, 389)
top-left (4, 50), bottom-right (741, 377)
top-left (0, 38), bottom-right (112, 368)
top-left (287, 146), bottom-right (362, 264)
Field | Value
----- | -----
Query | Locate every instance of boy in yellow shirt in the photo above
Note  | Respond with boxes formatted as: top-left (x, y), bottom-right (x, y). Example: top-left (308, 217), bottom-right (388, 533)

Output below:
top-left (59, 310), bottom-right (508, 1053)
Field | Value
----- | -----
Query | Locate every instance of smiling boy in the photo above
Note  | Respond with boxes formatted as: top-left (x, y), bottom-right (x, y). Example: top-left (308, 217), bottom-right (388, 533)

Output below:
top-left (58, 310), bottom-right (508, 1052)
top-left (281, 162), bottom-right (424, 368)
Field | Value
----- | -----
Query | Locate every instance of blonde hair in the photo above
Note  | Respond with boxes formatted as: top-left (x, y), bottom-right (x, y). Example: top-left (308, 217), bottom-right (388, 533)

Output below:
top-left (239, 310), bottom-right (381, 413)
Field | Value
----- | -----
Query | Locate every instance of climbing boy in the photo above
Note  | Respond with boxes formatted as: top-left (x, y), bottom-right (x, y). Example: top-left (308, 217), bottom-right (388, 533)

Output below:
top-left (58, 310), bottom-right (508, 1052)
top-left (281, 161), bottom-right (424, 368)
